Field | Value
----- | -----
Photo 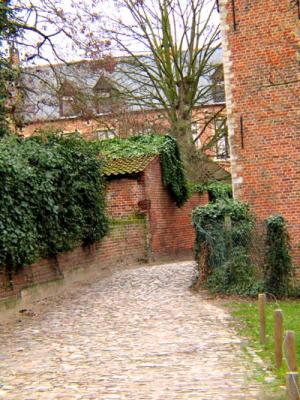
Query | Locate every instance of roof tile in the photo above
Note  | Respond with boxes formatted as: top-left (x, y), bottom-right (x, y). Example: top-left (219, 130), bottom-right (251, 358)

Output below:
top-left (102, 155), bottom-right (156, 177)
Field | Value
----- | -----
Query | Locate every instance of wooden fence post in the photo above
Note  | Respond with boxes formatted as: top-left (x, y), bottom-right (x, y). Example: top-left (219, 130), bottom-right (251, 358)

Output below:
top-left (286, 372), bottom-right (300, 400)
top-left (274, 309), bottom-right (283, 368)
top-left (258, 293), bottom-right (266, 345)
top-left (285, 331), bottom-right (297, 372)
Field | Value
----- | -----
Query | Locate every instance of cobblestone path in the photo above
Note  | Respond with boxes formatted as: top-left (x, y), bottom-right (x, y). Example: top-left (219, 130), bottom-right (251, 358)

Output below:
top-left (0, 262), bottom-right (262, 399)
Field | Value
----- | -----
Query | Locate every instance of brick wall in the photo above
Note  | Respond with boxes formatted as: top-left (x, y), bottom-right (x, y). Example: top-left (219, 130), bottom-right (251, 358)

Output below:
top-left (0, 159), bottom-right (208, 301)
top-left (0, 222), bottom-right (147, 301)
top-left (144, 158), bottom-right (208, 259)
top-left (220, 0), bottom-right (300, 269)
top-left (106, 177), bottom-right (146, 218)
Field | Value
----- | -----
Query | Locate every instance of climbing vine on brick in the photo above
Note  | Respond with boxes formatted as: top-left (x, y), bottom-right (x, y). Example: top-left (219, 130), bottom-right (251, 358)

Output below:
top-left (264, 214), bottom-right (293, 298)
top-left (0, 134), bottom-right (108, 275)
top-left (96, 134), bottom-right (189, 206)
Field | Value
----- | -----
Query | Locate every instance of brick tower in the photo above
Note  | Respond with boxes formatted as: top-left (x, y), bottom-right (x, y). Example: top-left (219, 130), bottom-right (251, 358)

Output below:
top-left (219, 1), bottom-right (300, 270)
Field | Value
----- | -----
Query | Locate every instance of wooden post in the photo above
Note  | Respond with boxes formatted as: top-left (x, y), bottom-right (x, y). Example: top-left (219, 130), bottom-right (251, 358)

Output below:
top-left (286, 372), bottom-right (300, 400)
top-left (285, 331), bottom-right (297, 372)
top-left (258, 293), bottom-right (266, 345)
top-left (274, 309), bottom-right (283, 368)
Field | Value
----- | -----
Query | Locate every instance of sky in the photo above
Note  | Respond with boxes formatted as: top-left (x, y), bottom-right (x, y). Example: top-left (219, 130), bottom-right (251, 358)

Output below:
top-left (14, 0), bottom-right (220, 66)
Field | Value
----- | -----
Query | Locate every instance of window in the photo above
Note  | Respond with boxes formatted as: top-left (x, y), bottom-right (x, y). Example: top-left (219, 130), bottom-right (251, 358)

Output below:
top-left (95, 89), bottom-right (111, 98)
top-left (211, 65), bottom-right (225, 104)
top-left (95, 129), bottom-right (116, 140)
top-left (93, 76), bottom-right (114, 114)
top-left (214, 118), bottom-right (230, 159)
top-left (58, 80), bottom-right (78, 117)
top-left (191, 122), bottom-right (201, 147)
top-left (60, 95), bottom-right (77, 117)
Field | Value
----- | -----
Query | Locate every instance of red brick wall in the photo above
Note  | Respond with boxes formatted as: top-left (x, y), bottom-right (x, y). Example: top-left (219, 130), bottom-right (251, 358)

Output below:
top-left (0, 160), bottom-right (208, 300)
top-left (0, 223), bottom-right (147, 300)
top-left (220, 1), bottom-right (300, 269)
top-left (144, 158), bottom-right (208, 258)
top-left (106, 177), bottom-right (146, 218)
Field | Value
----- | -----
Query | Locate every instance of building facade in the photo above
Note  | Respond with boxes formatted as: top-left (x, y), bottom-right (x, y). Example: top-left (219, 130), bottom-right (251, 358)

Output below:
top-left (219, 0), bottom-right (300, 269)
top-left (16, 54), bottom-right (230, 169)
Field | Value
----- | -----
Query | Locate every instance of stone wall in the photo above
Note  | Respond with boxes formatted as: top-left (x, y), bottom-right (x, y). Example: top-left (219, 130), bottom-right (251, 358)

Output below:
top-left (219, 0), bottom-right (300, 270)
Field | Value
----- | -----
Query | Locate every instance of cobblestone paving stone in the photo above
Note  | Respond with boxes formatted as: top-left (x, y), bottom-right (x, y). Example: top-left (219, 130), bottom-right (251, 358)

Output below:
top-left (0, 262), bottom-right (263, 399)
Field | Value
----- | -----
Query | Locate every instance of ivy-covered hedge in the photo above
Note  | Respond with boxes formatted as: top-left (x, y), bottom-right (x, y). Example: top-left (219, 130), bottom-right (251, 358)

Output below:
top-left (264, 214), bottom-right (293, 298)
top-left (192, 199), bottom-right (262, 296)
top-left (192, 199), bottom-right (254, 266)
top-left (95, 134), bottom-right (189, 206)
top-left (0, 134), bottom-right (108, 274)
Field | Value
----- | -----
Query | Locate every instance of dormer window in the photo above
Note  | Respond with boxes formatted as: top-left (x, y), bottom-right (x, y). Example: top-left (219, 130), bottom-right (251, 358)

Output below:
top-left (93, 75), bottom-right (114, 113)
top-left (58, 80), bottom-right (78, 117)
top-left (97, 89), bottom-right (111, 98)
top-left (60, 95), bottom-right (76, 117)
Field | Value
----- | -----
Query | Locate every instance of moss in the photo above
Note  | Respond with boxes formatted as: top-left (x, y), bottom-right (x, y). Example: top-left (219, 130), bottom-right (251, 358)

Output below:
top-left (109, 214), bottom-right (146, 227)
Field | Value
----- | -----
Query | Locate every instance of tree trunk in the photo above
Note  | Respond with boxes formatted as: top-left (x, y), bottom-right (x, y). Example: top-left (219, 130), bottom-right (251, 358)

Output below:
top-left (170, 116), bottom-right (230, 183)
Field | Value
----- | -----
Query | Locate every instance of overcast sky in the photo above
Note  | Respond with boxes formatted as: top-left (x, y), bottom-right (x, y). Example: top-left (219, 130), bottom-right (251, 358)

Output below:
top-left (16, 0), bottom-right (219, 65)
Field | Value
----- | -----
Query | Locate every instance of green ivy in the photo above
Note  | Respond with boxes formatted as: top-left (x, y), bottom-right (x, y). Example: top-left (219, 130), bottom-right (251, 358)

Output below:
top-left (205, 250), bottom-right (264, 296)
top-left (192, 199), bottom-right (254, 261)
top-left (264, 214), bottom-right (293, 298)
top-left (0, 134), bottom-right (108, 275)
top-left (189, 181), bottom-right (232, 201)
top-left (192, 199), bottom-right (259, 295)
top-left (94, 134), bottom-right (189, 206)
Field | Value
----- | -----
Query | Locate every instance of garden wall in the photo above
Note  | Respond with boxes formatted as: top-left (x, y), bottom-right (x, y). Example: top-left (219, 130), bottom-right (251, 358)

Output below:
top-left (0, 158), bottom-right (208, 310)
top-left (144, 158), bottom-right (208, 258)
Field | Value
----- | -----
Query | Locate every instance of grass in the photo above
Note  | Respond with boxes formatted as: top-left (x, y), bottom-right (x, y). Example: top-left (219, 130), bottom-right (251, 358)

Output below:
top-left (227, 299), bottom-right (300, 391)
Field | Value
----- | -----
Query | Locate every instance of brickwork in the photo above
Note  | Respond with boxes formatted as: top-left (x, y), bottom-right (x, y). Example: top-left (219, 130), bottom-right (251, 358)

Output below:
top-left (220, 0), bottom-right (300, 269)
top-left (106, 177), bottom-right (146, 218)
top-left (0, 158), bottom-right (208, 300)
top-left (21, 105), bottom-right (227, 161)
top-left (0, 223), bottom-right (147, 300)
top-left (144, 158), bottom-right (208, 259)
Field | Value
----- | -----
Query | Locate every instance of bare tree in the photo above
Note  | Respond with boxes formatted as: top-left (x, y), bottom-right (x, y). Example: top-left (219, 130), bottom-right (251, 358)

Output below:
top-left (1, 0), bottom-right (113, 131)
top-left (102, 0), bottom-right (229, 181)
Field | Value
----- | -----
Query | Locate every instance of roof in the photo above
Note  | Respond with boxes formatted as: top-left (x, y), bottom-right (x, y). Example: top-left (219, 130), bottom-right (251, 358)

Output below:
top-left (19, 49), bottom-right (224, 123)
top-left (102, 154), bottom-right (156, 177)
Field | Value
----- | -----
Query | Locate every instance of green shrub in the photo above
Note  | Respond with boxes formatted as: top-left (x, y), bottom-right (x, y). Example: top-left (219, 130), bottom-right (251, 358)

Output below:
top-left (192, 199), bottom-right (259, 295)
top-left (190, 181), bottom-right (232, 202)
top-left (205, 249), bottom-right (264, 296)
top-left (0, 134), bottom-right (108, 275)
top-left (264, 214), bottom-right (293, 298)
top-left (192, 199), bottom-right (254, 266)
top-left (287, 280), bottom-right (300, 298)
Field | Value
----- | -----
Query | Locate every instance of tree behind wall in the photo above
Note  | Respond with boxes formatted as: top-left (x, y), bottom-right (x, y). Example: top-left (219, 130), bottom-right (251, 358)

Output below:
top-left (104, 0), bottom-right (229, 182)
top-left (0, 0), bottom-right (112, 132)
